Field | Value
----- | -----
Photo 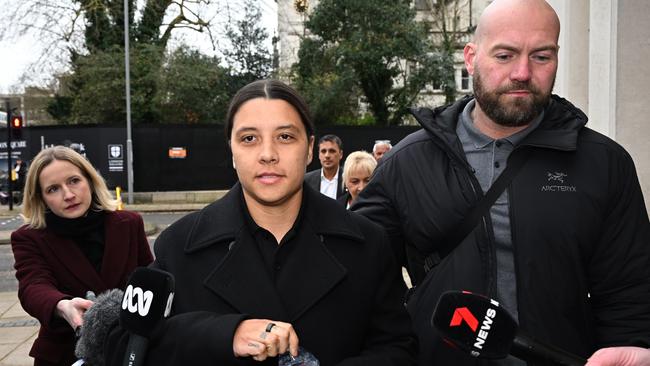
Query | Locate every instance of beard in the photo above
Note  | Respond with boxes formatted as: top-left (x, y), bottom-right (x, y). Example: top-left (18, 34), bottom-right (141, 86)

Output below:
top-left (472, 68), bottom-right (554, 127)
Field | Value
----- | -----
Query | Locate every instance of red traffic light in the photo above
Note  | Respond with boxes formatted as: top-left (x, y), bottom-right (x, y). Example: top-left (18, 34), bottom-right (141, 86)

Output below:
top-left (11, 115), bottom-right (23, 128)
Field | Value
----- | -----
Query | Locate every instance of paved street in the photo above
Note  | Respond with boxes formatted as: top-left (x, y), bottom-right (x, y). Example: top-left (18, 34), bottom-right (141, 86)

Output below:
top-left (0, 216), bottom-right (22, 233)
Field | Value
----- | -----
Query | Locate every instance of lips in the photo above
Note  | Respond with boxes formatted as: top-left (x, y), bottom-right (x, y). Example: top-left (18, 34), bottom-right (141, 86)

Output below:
top-left (505, 90), bottom-right (531, 95)
top-left (65, 203), bottom-right (81, 210)
top-left (256, 172), bottom-right (283, 184)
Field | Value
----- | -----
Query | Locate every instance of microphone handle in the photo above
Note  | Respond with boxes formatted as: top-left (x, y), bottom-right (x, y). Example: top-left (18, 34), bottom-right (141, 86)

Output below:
top-left (122, 334), bottom-right (149, 366)
top-left (512, 333), bottom-right (586, 366)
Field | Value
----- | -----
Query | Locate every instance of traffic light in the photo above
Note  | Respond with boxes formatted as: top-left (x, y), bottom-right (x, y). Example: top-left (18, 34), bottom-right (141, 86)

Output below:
top-left (10, 115), bottom-right (22, 139)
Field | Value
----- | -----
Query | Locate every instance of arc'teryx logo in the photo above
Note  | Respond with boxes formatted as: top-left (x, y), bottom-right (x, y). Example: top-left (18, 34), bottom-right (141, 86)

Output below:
top-left (547, 172), bottom-right (567, 183)
top-left (541, 171), bottom-right (576, 192)
top-left (122, 285), bottom-right (153, 316)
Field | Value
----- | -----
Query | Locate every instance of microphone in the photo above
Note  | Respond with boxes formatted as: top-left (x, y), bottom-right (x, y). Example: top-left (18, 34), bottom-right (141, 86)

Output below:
top-left (431, 290), bottom-right (586, 366)
top-left (120, 267), bottom-right (175, 366)
top-left (75, 289), bottom-right (125, 366)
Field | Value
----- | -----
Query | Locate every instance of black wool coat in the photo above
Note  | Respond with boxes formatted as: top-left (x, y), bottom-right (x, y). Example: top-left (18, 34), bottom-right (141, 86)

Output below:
top-left (107, 183), bottom-right (416, 366)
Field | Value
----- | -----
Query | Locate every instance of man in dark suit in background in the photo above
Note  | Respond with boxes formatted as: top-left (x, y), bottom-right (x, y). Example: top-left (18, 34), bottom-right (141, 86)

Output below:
top-left (304, 134), bottom-right (345, 199)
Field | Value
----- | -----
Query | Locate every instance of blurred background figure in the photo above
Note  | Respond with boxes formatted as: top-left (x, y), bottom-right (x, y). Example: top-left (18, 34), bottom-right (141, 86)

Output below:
top-left (340, 151), bottom-right (377, 209)
top-left (372, 140), bottom-right (392, 161)
top-left (304, 134), bottom-right (345, 200)
top-left (13, 158), bottom-right (27, 192)
top-left (11, 146), bottom-right (153, 366)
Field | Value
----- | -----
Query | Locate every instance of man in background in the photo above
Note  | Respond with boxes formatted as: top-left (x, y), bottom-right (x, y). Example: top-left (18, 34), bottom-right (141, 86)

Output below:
top-left (304, 134), bottom-right (345, 199)
top-left (372, 140), bottom-right (392, 161)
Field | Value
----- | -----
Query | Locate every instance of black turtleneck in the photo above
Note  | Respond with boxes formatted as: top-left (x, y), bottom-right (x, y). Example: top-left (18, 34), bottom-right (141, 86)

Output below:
top-left (46, 209), bottom-right (106, 273)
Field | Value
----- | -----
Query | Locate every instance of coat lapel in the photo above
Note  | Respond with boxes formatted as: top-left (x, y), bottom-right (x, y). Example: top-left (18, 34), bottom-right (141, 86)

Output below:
top-left (203, 229), bottom-right (289, 320)
top-left (187, 183), bottom-right (364, 322)
top-left (278, 186), bottom-right (362, 321)
top-left (277, 229), bottom-right (347, 321)
top-left (43, 230), bottom-right (105, 290)
top-left (100, 212), bottom-right (130, 288)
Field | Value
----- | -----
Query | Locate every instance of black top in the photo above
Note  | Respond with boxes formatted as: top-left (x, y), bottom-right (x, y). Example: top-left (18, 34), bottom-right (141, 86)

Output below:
top-left (241, 189), bottom-right (306, 281)
top-left (46, 209), bottom-right (106, 272)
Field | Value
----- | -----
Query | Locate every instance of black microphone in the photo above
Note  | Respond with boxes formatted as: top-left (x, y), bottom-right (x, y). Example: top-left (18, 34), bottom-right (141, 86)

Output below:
top-left (431, 290), bottom-right (586, 366)
top-left (120, 267), bottom-right (175, 366)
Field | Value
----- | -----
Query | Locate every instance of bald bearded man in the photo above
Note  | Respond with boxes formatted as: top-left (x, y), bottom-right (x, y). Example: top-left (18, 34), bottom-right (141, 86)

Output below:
top-left (353, 1), bottom-right (650, 365)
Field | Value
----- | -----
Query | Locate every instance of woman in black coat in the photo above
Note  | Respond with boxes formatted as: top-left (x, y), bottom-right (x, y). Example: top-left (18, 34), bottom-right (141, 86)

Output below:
top-left (106, 80), bottom-right (416, 366)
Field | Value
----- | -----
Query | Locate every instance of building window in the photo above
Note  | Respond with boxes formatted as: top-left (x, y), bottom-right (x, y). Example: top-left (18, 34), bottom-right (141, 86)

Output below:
top-left (460, 68), bottom-right (471, 91)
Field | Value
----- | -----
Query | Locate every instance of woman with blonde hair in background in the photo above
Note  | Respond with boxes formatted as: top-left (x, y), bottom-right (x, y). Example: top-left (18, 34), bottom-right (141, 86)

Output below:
top-left (11, 146), bottom-right (153, 366)
top-left (340, 151), bottom-right (377, 209)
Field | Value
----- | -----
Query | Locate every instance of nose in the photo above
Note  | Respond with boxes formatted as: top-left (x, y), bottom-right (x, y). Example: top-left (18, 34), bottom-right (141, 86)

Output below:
top-left (510, 57), bottom-right (532, 82)
top-left (62, 186), bottom-right (75, 201)
top-left (259, 140), bottom-right (278, 164)
top-left (358, 181), bottom-right (368, 193)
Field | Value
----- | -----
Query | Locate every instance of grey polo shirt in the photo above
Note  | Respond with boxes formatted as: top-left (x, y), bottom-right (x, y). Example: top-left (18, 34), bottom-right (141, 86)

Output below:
top-left (456, 100), bottom-right (544, 365)
top-left (456, 99), bottom-right (543, 350)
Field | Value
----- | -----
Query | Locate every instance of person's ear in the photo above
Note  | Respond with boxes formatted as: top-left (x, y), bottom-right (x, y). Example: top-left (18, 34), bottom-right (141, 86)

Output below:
top-left (307, 136), bottom-right (314, 164)
top-left (464, 43), bottom-right (477, 75)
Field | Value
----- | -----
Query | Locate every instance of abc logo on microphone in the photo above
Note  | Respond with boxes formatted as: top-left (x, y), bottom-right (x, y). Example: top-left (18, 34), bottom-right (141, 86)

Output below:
top-left (119, 268), bottom-right (175, 338)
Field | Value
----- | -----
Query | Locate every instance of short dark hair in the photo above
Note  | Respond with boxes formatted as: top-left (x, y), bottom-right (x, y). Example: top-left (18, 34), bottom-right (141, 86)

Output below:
top-left (318, 134), bottom-right (343, 150)
top-left (225, 79), bottom-right (315, 140)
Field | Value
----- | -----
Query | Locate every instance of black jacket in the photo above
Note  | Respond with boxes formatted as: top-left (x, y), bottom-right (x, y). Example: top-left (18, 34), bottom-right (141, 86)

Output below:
top-left (353, 95), bottom-right (650, 365)
top-left (107, 183), bottom-right (416, 366)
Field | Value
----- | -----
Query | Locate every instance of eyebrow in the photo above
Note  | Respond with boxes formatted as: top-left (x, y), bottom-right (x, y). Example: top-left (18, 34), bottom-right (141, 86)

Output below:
top-left (234, 124), bottom-right (301, 135)
top-left (276, 124), bottom-right (301, 132)
top-left (491, 43), bottom-right (559, 54)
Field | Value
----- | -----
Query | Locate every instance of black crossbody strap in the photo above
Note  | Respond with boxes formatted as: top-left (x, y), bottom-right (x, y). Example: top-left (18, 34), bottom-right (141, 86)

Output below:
top-left (424, 148), bottom-right (532, 273)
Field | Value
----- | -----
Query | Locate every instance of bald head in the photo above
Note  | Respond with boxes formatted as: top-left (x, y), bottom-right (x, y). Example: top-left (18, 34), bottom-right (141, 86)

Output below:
top-left (474, 0), bottom-right (560, 45)
top-left (462, 0), bottom-right (560, 136)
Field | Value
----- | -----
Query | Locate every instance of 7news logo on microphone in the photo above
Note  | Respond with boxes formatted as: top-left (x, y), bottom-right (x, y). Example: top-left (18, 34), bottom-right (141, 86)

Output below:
top-left (432, 290), bottom-right (518, 359)
top-left (447, 297), bottom-right (499, 357)
top-left (432, 291), bottom-right (587, 366)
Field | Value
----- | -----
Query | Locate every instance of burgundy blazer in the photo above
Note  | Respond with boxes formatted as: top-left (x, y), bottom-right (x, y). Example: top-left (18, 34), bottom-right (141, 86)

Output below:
top-left (11, 210), bottom-right (154, 365)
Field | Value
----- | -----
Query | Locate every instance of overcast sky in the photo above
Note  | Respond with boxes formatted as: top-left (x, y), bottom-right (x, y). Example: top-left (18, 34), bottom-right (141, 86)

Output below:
top-left (0, 0), bottom-right (278, 94)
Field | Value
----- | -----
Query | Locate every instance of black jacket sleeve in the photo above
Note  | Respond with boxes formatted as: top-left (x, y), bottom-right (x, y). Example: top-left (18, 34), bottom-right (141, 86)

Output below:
top-left (352, 157), bottom-right (408, 271)
top-left (588, 147), bottom-right (650, 347)
top-left (335, 222), bottom-right (417, 366)
top-left (105, 310), bottom-right (249, 366)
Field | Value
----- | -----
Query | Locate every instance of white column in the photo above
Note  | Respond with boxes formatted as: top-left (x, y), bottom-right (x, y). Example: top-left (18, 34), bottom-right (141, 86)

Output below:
top-left (545, 0), bottom-right (568, 98)
top-left (588, 0), bottom-right (617, 138)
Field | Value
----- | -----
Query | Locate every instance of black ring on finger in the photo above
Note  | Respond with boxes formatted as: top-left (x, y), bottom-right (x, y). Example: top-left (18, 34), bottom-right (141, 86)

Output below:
top-left (265, 322), bottom-right (277, 333)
